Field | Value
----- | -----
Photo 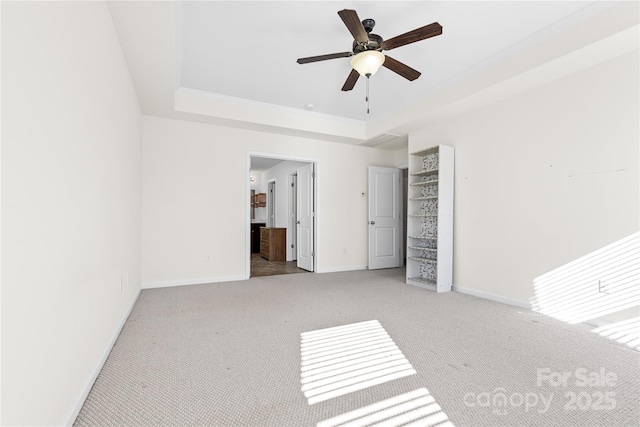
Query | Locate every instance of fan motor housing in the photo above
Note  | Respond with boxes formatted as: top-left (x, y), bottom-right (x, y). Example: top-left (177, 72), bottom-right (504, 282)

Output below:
top-left (352, 33), bottom-right (383, 54)
top-left (362, 18), bottom-right (376, 33)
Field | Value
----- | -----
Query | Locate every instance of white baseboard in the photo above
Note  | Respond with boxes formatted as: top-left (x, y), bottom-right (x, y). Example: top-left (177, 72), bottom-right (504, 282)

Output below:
top-left (318, 265), bottom-right (367, 273)
top-left (452, 286), bottom-right (628, 330)
top-left (142, 275), bottom-right (246, 289)
top-left (65, 287), bottom-right (141, 426)
top-left (452, 284), bottom-right (532, 310)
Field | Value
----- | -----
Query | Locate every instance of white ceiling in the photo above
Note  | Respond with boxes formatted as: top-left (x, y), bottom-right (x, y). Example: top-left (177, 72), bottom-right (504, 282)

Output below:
top-left (107, 1), bottom-right (636, 147)
top-left (250, 157), bottom-right (284, 173)
top-left (177, 1), bottom-right (611, 121)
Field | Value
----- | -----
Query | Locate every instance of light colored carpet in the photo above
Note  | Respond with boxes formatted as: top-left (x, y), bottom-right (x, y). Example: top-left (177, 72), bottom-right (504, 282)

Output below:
top-left (300, 320), bottom-right (418, 405)
top-left (74, 268), bottom-right (639, 426)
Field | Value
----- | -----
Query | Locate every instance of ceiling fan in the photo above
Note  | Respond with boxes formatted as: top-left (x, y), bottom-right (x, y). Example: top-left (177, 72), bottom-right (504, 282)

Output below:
top-left (297, 9), bottom-right (443, 92)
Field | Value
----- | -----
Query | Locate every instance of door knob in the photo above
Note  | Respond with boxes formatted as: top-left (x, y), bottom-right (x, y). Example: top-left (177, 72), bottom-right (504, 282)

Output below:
top-left (370, 221), bottom-right (375, 225)
top-left (297, 220), bottom-right (301, 224)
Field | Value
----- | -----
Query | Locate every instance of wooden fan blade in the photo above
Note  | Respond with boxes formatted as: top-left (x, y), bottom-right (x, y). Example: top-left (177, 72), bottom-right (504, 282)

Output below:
top-left (296, 52), bottom-right (353, 64)
top-left (297, 52), bottom-right (353, 64)
top-left (382, 22), bottom-right (442, 51)
top-left (338, 9), bottom-right (369, 44)
top-left (341, 69), bottom-right (360, 91)
top-left (383, 56), bottom-right (421, 81)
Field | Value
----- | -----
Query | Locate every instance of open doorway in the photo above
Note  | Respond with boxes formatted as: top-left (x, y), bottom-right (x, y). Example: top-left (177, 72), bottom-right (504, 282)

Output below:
top-left (247, 154), bottom-right (317, 279)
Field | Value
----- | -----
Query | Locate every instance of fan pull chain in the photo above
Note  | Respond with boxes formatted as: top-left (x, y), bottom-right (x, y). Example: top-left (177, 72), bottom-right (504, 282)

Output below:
top-left (366, 76), bottom-right (370, 114)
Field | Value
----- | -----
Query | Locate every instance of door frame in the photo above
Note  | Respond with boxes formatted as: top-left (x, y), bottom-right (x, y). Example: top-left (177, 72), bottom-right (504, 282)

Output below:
top-left (399, 164), bottom-right (409, 267)
top-left (246, 152), bottom-right (318, 279)
top-left (288, 173), bottom-right (298, 261)
top-left (267, 179), bottom-right (276, 228)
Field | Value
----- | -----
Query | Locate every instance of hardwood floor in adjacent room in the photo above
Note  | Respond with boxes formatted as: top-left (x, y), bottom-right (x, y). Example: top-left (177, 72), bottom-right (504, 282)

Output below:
top-left (250, 253), bottom-right (309, 277)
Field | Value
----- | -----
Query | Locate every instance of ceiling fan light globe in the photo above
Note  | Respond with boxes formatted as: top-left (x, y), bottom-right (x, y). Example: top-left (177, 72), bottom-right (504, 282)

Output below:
top-left (350, 51), bottom-right (385, 77)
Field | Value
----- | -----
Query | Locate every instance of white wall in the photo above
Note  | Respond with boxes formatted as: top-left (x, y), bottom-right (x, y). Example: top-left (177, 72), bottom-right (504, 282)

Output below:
top-left (250, 171), bottom-right (263, 193)
top-left (142, 116), bottom-right (401, 286)
top-left (1, 2), bottom-right (142, 425)
top-left (409, 51), bottom-right (639, 306)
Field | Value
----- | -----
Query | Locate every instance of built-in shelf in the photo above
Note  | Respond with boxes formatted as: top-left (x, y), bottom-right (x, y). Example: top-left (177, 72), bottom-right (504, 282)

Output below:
top-left (410, 179), bottom-right (439, 186)
top-left (406, 145), bottom-right (454, 293)
top-left (409, 256), bottom-right (437, 263)
top-left (411, 147), bottom-right (440, 157)
top-left (408, 246), bottom-right (437, 251)
top-left (407, 276), bottom-right (437, 286)
top-left (410, 168), bottom-right (439, 177)
top-left (410, 196), bottom-right (438, 201)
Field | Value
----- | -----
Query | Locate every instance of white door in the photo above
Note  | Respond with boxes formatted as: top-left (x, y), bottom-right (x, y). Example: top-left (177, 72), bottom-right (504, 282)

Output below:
top-left (297, 164), bottom-right (314, 271)
top-left (368, 166), bottom-right (401, 269)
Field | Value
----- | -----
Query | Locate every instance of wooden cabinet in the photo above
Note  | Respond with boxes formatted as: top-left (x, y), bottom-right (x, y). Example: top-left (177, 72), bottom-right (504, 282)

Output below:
top-left (251, 193), bottom-right (266, 207)
top-left (406, 145), bottom-right (454, 293)
top-left (260, 227), bottom-right (286, 261)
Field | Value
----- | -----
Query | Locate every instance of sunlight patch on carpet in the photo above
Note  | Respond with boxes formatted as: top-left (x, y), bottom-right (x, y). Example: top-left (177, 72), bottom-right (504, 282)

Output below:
top-left (300, 320), bottom-right (416, 405)
top-left (592, 317), bottom-right (640, 351)
top-left (317, 388), bottom-right (454, 427)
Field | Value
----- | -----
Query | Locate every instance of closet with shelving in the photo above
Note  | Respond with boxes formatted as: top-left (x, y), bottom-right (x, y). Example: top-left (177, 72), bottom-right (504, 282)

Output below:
top-left (406, 145), bottom-right (454, 292)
